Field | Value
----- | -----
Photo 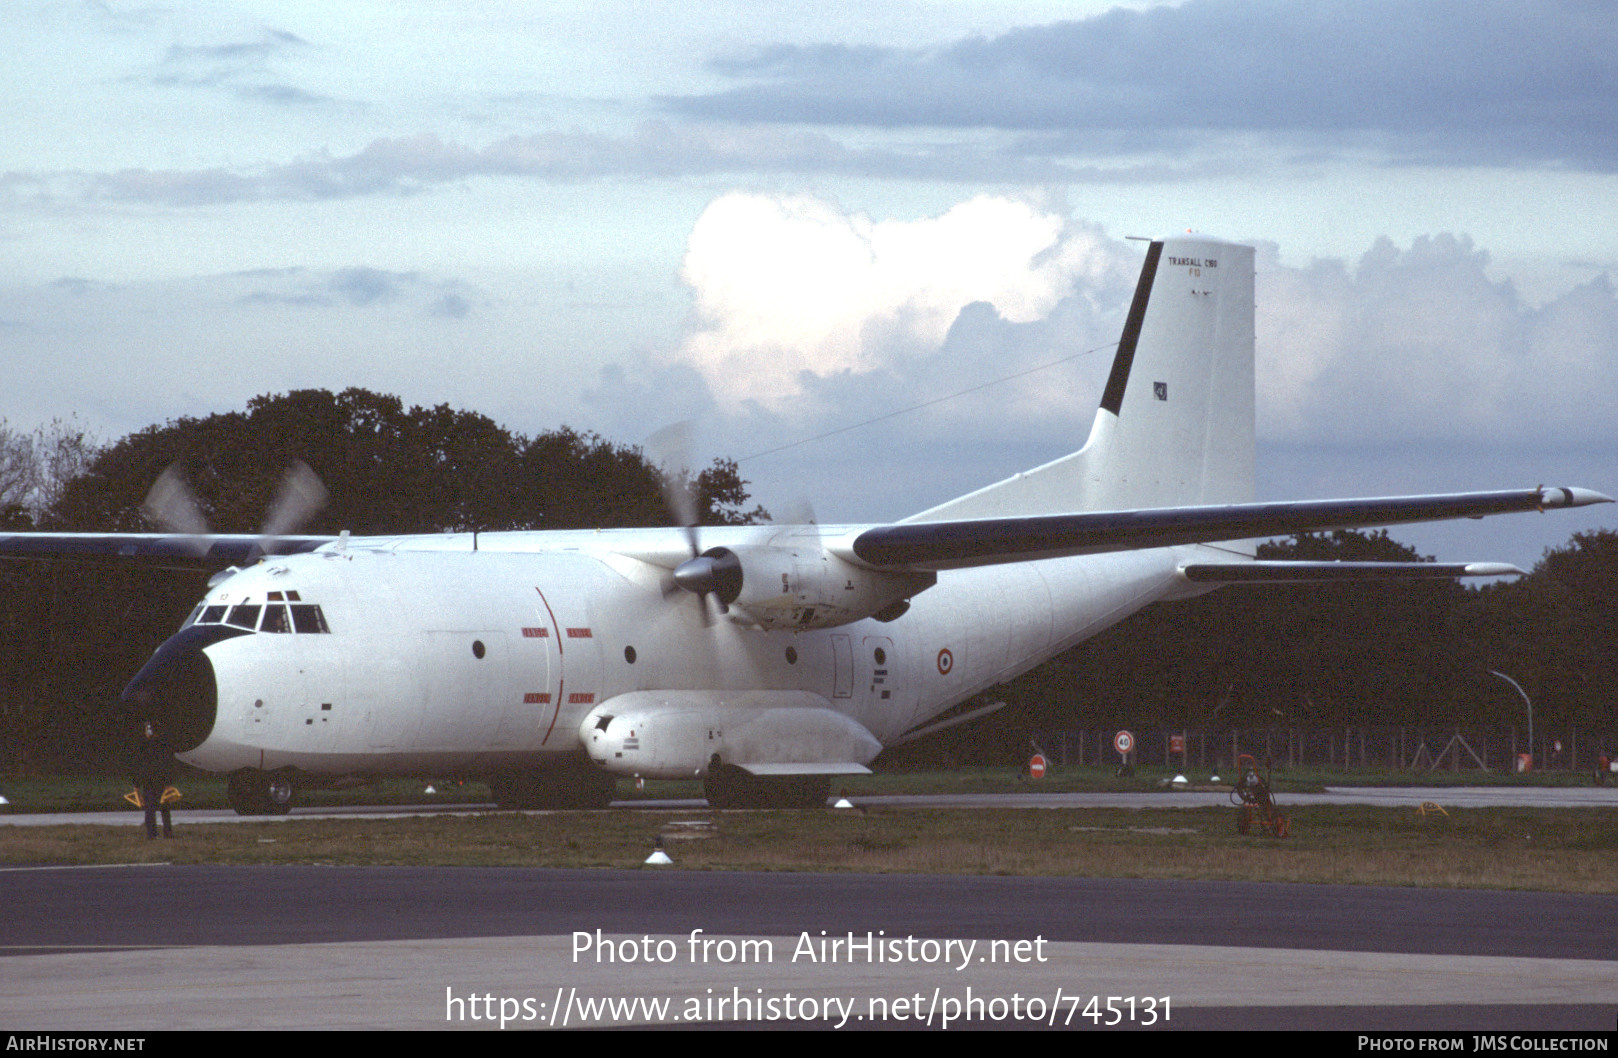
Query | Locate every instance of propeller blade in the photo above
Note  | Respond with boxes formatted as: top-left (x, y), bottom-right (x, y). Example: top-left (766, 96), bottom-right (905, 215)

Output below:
top-left (258, 461), bottom-right (328, 554)
top-left (262, 460), bottom-right (328, 538)
top-left (645, 421), bottom-right (699, 540)
top-left (647, 421), bottom-right (717, 625)
top-left (140, 464), bottom-right (211, 556)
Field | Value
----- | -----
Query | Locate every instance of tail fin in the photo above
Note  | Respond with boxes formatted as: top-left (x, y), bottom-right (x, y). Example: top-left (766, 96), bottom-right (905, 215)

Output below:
top-left (905, 235), bottom-right (1255, 521)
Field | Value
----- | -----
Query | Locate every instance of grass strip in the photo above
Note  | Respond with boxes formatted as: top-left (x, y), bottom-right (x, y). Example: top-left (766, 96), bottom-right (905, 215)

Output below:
top-left (5, 805), bottom-right (1614, 893)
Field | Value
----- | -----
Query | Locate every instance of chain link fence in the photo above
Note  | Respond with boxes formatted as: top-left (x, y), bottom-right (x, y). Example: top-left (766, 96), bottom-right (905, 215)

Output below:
top-left (1030, 726), bottom-right (1618, 775)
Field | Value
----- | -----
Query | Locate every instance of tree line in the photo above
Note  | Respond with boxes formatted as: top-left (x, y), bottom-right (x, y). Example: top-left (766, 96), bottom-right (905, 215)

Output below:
top-left (895, 528), bottom-right (1618, 767)
top-left (1, 389), bottom-right (1613, 771)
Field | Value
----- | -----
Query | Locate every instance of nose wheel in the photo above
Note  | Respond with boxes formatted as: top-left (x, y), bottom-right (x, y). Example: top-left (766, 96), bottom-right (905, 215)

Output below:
top-left (227, 768), bottom-right (295, 815)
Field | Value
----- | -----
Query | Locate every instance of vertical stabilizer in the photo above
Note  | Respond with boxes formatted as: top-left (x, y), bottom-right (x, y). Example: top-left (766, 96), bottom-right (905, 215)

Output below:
top-left (905, 235), bottom-right (1255, 522)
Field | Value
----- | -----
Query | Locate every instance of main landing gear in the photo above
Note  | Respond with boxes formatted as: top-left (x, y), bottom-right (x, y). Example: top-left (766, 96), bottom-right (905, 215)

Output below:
top-left (702, 762), bottom-right (829, 809)
top-left (227, 768), bottom-right (295, 816)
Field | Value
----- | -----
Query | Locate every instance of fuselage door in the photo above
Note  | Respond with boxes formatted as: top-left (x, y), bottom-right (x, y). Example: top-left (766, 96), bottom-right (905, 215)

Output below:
top-left (830, 633), bottom-right (854, 699)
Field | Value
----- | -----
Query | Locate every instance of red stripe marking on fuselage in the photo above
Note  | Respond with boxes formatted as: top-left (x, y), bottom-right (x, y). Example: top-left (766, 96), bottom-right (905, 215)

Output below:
top-left (534, 587), bottom-right (562, 655)
top-left (541, 679), bottom-right (563, 745)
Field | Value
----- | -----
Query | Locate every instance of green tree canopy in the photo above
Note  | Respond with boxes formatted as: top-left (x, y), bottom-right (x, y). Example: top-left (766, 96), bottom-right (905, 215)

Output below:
top-left (47, 388), bottom-right (763, 535)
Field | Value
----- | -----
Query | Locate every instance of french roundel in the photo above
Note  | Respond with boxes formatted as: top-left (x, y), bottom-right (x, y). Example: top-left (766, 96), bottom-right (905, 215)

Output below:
top-left (936, 648), bottom-right (954, 675)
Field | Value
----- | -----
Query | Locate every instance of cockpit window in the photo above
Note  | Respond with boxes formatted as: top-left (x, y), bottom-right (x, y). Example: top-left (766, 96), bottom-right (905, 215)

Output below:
top-left (187, 599), bottom-right (328, 633)
top-left (290, 604), bottom-right (330, 634)
top-left (225, 604), bottom-right (261, 630)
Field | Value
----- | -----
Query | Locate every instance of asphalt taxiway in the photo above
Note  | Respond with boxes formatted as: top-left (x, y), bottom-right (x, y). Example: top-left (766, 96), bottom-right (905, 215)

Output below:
top-left (3, 784), bottom-right (1613, 827)
top-left (3, 783), bottom-right (1617, 1032)
top-left (3, 789), bottom-right (1614, 1031)
top-left (1, 865), bottom-right (1614, 1031)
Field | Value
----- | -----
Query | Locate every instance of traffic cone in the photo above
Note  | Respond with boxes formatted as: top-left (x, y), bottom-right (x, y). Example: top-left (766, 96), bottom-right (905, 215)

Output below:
top-left (644, 836), bottom-right (673, 866)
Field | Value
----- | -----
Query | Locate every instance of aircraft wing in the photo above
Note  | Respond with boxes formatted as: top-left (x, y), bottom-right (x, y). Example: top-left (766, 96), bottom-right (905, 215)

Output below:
top-left (0, 532), bottom-right (334, 567)
top-left (846, 486), bottom-right (1611, 572)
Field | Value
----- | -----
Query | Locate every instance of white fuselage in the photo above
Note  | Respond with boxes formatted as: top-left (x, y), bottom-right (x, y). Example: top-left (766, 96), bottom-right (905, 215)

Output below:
top-left (177, 526), bottom-right (1213, 778)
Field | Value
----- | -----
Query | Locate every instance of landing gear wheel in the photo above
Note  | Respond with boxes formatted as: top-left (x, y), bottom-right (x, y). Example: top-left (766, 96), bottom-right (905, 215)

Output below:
top-left (702, 765), bottom-right (743, 809)
top-left (263, 775), bottom-right (294, 815)
top-left (226, 770), bottom-right (258, 815)
top-left (226, 768), bottom-right (296, 816)
top-left (703, 765), bottom-right (829, 809)
top-left (776, 776), bottom-right (830, 809)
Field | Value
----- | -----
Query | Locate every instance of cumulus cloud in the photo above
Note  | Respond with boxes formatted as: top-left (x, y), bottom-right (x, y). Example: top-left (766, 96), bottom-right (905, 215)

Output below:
top-left (674, 0), bottom-right (1618, 170)
top-left (1257, 235), bottom-right (1618, 445)
top-left (660, 192), bottom-right (1618, 470)
top-left (672, 192), bottom-right (1135, 411)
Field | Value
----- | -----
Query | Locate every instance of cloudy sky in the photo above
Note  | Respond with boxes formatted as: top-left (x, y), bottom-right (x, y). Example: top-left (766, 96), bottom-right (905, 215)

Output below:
top-left (3, 0), bottom-right (1615, 569)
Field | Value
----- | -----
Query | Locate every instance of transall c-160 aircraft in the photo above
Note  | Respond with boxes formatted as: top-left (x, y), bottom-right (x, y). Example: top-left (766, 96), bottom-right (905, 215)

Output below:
top-left (1, 235), bottom-right (1607, 812)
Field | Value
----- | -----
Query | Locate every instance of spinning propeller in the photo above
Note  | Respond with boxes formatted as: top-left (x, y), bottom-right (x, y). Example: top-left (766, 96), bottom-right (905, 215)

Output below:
top-left (645, 422), bottom-right (737, 625)
top-left (141, 460), bottom-right (329, 566)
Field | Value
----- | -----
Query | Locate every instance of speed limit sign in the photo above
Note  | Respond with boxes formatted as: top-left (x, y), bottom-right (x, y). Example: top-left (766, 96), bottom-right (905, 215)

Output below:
top-left (1113, 730), bottom-right (1134, 756)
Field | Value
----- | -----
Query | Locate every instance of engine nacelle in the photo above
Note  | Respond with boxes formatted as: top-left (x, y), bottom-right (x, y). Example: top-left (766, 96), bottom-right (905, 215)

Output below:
top-left (579, 691), bottom-right (883, 779)
top-left (675, 545), bottom-right (933, 630)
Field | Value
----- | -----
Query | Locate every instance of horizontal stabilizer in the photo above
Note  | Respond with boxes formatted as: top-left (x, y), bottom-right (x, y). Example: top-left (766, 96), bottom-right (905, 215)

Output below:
top-left (1180, 561), bottom-right (1525, 584)
top-left (850, 487), bottom-right (1612, 571)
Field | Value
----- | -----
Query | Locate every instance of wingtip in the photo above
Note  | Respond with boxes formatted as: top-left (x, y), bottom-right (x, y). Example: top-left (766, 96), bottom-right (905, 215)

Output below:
top-left (1461, 562), bottom-right (1527, 578)
top-left (1539, 487), bottom-right (1614, 509)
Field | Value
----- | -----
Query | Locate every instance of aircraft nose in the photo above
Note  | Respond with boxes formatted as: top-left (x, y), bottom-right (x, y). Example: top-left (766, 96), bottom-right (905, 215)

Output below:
top-left (121, 625), bottom-right (241, 753)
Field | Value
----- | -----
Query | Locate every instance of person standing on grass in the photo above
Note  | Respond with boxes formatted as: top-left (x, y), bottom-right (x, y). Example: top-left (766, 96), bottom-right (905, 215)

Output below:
top-left (132, 720), bottom-right (177, 839)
